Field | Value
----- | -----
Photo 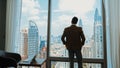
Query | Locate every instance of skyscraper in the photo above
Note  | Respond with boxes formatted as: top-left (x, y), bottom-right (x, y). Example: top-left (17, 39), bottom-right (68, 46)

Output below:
top-left (79, 19), bottom-right (83, 27)
top-left (93, 8), bottom-right (103, 68)
top-left (40, 40), bottom-right (46, 51)
top-left (20, 28), bottom-right (28, 60)
top-left (28, 20), bottom-right (39, 59)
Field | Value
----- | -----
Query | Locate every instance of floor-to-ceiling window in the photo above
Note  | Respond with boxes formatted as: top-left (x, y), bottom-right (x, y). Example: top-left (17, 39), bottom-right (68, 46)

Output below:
top-left (17, 0), bottom-right (48, 63)
top-left (50, 0), bottom-right (103, 58)
top-left (50, 0), bottom-right (104, 68)
top-left (15, 0), bottom-right (106, 68)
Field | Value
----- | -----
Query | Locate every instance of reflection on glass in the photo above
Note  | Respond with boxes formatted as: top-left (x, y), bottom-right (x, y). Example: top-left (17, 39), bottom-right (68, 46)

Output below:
top-left (18, 0), bottom-right (48, 62)
top-left (50, 0), bottom-right (103, 59)
top-left (51, 61), bottom-right (101, 68)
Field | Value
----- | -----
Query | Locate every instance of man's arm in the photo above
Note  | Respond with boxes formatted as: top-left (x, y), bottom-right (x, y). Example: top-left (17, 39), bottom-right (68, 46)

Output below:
top-left (81, 29), bottom-right (86, 45)
top-left (61, 29), bottom-right (66, 45)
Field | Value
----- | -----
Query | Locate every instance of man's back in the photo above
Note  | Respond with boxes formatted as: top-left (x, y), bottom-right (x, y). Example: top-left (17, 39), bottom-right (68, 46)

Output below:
top-left (61, 25), bottom-right (85, 50)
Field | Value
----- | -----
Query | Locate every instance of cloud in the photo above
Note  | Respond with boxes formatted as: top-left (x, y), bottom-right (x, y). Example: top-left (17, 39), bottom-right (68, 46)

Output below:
top-left (58, 0), bottom-right (95, 15)
top-left (28, 16), bottom-right (40, 21)
top-left (22, 0), bottom-right (40, 17)
top-left (58, 15), bottom-right (72, 24)
top-left (51, 15), bottom-right (73, 36)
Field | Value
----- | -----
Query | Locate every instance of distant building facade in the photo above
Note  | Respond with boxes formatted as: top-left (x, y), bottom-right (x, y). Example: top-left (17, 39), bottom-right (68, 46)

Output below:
top-left (28, 20), bottom-right (39, 59)
top-left (19, 28), bottom-right (28, 60)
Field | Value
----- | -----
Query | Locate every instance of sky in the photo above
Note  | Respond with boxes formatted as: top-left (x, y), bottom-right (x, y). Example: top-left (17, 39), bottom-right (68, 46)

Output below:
top-left (20, 0), bottom-right (102, 38)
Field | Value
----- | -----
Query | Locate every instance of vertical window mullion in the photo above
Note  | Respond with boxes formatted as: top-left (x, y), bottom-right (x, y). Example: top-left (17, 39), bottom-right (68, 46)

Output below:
top-left (47, 0), bottom-right (51, 68)
top-left (102, 0), bottom-right (107, 68)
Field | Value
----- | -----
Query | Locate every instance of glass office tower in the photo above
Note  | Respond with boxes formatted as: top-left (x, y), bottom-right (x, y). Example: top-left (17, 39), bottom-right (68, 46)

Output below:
top-left (28, 20), bottom-right (39, 59)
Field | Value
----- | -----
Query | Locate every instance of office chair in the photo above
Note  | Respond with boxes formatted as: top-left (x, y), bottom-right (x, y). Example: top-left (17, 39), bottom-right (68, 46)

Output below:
top-left (0, 50), bottom-right (21, 68)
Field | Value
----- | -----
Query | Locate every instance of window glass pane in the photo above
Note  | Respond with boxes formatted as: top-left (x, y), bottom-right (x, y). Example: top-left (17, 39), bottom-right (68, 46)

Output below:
top-left (18, 0), bottom-right (48, 61)
top-left (51, 61), bottom-right (102, 68)
top-left (50, 0), bottom-right (103, 59)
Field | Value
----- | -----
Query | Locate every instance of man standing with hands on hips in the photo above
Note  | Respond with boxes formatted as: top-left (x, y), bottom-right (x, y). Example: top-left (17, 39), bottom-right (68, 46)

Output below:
top-left (61, 16), bottom-right (86, 68)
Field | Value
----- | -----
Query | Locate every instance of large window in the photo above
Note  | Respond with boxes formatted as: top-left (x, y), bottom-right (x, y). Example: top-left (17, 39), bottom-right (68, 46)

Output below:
top-left (18, 0), bottom-right (48, 61)
top-left (50, 0), bottom-right (104, 68)
top-left (16, 0), bottom-right (106, 68)
top-left (50, 0), bottom-right (103, 59)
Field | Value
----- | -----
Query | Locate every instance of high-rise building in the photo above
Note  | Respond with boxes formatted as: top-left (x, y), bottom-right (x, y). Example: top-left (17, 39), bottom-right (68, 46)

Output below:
top-left (79, 19), bottom-right (83, 27)
top-left (93, 8), bottom-right (103, 58)
top-left (20, 28), bottom-right (28, 60)
top-left (40, 40), bottom-right (46, 51)
top-left (28, 20), bottom-right (39, 59)
top-left (93, 8), bottom-right (103, 68)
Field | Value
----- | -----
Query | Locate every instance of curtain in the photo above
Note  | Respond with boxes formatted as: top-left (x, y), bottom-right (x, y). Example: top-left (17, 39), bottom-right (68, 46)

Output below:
top-left (104, 0), bottom-right (120, 68)
top-left (5, 0), bottom-right (22, 52)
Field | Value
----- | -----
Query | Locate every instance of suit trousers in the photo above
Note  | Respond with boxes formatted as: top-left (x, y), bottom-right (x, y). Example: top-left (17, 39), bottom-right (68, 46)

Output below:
top-left (68, 49), bottom-right (82, 68)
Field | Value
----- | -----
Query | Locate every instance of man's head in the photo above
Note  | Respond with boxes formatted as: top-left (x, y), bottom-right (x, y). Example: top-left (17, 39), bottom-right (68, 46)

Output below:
top-left (71, 16), bottom-right (78, 24)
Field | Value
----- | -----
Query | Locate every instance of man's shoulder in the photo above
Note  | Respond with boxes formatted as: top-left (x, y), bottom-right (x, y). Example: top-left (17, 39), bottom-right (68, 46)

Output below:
top-left (64, 26), bottom-right (82, 30)
top-left (75, 26), bottom-right (82, 29)
top-left (65, 26), bottom-right (71, 30)
top-left (78, 26), bottom-right (82, 29)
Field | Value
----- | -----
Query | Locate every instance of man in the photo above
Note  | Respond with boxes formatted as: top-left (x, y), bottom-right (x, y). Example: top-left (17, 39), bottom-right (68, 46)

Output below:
top-left (61, 16), bottom-right (86, 68)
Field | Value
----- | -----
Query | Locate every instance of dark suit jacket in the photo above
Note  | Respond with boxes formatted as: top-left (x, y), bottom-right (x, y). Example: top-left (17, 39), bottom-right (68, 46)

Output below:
top-left (61, 25), bottom-right (85, 50)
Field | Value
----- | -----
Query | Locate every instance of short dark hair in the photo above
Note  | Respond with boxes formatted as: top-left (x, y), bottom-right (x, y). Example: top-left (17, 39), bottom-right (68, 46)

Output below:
top-left (71, 16), bottom-right (78, 24)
